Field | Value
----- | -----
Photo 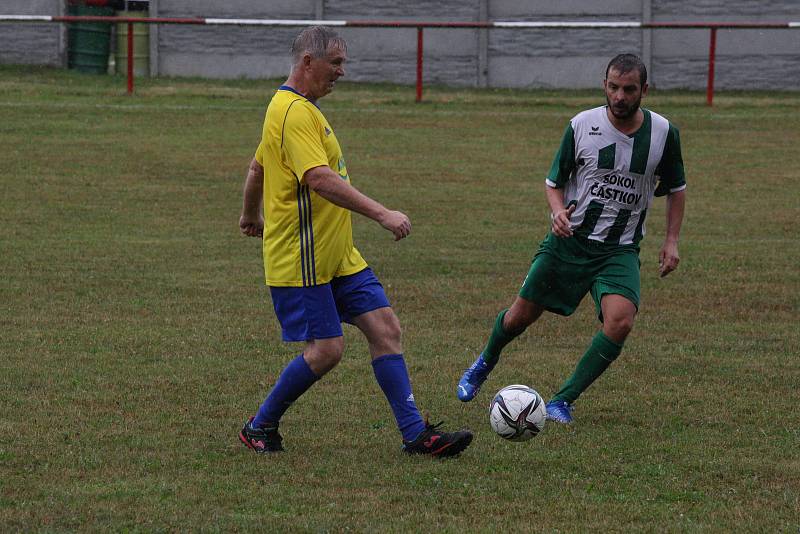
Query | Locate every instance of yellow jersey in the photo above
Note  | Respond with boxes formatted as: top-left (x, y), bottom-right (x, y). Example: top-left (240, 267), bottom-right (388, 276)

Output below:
top-left (254, 86), bottom-right (367, 287)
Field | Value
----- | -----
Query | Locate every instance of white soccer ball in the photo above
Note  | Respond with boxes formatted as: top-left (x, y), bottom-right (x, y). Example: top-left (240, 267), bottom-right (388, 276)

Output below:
top-left (489, 384), bottom-right (546, 441)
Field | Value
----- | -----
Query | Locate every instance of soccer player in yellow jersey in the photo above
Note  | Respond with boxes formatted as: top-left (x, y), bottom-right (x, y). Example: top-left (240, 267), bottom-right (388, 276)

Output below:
top-left (237, 26), bottom-right (472, 457)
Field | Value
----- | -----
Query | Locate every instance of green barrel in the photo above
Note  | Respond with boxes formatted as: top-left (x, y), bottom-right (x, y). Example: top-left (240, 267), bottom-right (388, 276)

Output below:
top-left (67, 4), bottom-right (114, 74)
top-left (115, 10), bottom-right (150, 77)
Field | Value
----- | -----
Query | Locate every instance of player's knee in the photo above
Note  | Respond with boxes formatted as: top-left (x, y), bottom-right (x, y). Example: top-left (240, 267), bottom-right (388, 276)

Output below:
top-left (326, 341), bottom-right (346, 362)
top-left (505, 298), bottom-right (545, 335)
top-left (384, 314), bottom-right (402, 344)
top-left (313, 339), bottom-right (345, 372)
top-left (374, 313), bottom-right (402, 354)
top-left (504, 308), bottom-right (534, 335)
top-left (325, 348), bottom-right (344, 366)
top-left (605, 315), bottom-right (634, 342)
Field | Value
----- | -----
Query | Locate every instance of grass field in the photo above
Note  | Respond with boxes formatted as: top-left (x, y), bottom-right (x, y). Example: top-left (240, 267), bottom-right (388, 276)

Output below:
top-left (1, 65), bottom-right (798, 532)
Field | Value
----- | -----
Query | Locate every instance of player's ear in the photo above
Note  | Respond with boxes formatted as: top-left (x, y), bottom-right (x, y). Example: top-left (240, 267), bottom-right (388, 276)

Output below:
top-left (641, 82), bottom-right (649, 97)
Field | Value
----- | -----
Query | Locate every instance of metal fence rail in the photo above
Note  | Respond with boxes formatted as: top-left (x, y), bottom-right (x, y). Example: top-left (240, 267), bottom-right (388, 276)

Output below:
top-left (3, 15), bottom-right (799, 103)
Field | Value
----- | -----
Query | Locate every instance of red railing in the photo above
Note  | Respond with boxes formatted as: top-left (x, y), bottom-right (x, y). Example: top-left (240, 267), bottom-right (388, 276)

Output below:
top-left (2, 15), bottom-right (798, 104)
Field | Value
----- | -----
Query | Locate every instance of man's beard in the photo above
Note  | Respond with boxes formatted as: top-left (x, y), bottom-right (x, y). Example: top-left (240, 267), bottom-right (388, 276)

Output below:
top-left (606, 95), bottom-right (641, 120)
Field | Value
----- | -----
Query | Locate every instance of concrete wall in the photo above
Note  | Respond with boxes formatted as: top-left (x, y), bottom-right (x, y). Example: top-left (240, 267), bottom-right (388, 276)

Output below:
top-left (150, 0), bottom-right (315, 78)
top-left (488, 0), bottom-right (643, 88)
top-left (651, 0), bottom-right (800, 90)
top-left (149, 0), bottom-right (800, 90)
top-left (1, 0), bottom-right (798, 90)
top-left (327, 1), bottom-right (482, 86)
top-left (0, 0), bottom-right (64, 66)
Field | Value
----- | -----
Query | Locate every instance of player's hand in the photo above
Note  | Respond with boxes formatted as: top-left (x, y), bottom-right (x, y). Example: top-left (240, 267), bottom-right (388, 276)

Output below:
top-left (239, 213), bottom-right (264, 238)
top-left (659, 240), bottom-right (680, 277)
top-left (379, 210), bottom-right (411, 241)
top-left (551, 204), bottom-right (576, 238)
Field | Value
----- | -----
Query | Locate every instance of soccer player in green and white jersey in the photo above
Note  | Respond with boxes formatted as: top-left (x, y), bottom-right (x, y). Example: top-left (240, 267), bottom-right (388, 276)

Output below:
top-left (457, 54), bottom-right (687, 424)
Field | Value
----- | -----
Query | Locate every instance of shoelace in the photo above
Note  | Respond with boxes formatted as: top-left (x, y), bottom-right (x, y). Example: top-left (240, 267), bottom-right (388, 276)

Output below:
top-left (421, 412), bottom-right (444, 432)
top-left (425, 420), bottom-right (444, 431)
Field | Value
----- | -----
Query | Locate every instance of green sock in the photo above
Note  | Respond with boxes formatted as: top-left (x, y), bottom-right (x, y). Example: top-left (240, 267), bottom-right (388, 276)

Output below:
top-left (551, 331), bottom-right (623, 404)
top-left (482, 309), bottom-right (517, 364)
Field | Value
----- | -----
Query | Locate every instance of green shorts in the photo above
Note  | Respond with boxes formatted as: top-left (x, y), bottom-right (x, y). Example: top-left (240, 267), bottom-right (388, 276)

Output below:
top-left (519, 233), bottom-right (641, 321)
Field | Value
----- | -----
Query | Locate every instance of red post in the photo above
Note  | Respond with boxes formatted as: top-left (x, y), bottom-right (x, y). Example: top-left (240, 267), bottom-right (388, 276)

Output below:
top-left (416, 27), bottom-right (423, 102)
top-left (706, 27), bottom-right (717, 106)
top-left (127, 22), bottom-right (134, 94)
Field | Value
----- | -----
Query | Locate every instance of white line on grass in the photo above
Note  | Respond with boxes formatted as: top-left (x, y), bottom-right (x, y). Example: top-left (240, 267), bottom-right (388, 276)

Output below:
top-left (0, 100), bottom-right (260, 112)
top-left (0, 100), bottom-right (791, 120)
top-left (0, 100), bottom-right (577, 117)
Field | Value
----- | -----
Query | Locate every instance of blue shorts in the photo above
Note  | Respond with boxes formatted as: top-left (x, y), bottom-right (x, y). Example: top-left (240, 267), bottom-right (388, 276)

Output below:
top-left (269, 267), bottom-right (391, 342)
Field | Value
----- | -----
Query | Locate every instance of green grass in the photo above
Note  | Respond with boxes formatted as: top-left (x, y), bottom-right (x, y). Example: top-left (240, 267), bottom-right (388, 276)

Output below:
top-left (1, 64), bottom-right (798, 532)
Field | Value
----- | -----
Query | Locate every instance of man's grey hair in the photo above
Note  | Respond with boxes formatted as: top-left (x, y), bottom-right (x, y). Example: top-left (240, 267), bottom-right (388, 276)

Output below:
top-left (291, 26), bottom-right (347, 64)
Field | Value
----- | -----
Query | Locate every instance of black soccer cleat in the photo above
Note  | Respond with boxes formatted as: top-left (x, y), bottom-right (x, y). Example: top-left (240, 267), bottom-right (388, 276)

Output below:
top-left (402, 420), bottom-right (473, 458)
top-left (239, 417), bottom-right (284, 453)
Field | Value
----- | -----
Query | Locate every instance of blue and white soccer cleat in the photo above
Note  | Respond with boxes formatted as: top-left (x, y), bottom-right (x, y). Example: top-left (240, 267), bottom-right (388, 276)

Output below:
top-left (457, 353), bottom-right (496, 402)
top-left (545, 400), bottom-right (575, 424)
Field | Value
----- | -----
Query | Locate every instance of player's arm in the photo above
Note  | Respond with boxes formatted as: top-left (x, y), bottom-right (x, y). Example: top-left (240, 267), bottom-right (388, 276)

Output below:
top-left (239, 157), bottom-right (264, 238)
top-left (546, 184), bottom-right (575, 238)
top-left (657, 123), bottom-right (687, 277)
top-left (545, 123), bottom-right (577, 238)
top-left (283, 104), bottom-right (410, 241)
top-left (304, 165), bottom-right (410, 241)
top-left (659, 189), bottom-right (685, 277)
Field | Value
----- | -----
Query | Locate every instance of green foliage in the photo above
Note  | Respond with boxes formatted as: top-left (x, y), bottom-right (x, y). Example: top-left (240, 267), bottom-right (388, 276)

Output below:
top-left (1, 65), bottom-right (798, 532)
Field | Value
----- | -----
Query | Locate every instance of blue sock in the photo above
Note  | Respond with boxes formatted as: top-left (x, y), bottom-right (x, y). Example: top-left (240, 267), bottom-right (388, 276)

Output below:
top-left (371, 354), bottom-right (426, 442)
top-left (252, 354), bottom-right (319, 428)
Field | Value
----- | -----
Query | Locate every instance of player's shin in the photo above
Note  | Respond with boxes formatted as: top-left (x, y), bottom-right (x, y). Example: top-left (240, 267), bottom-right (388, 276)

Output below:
top-left (371, 354), bottom-right (426, 442)
top-left (550, 331), bottom-right (622, 404)
top-left (252, 354), bottom-right (320, 428)
top-left (482, 309), bottom-right (518, 364)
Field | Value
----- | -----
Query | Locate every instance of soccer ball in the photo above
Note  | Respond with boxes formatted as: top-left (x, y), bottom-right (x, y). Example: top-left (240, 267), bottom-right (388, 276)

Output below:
top-left (489, 385), bottom-right (546, 441)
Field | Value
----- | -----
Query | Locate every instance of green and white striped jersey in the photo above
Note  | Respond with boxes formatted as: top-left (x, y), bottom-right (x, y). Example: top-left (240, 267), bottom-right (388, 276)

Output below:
top-left (546, 106), bottom-right (686, 245)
